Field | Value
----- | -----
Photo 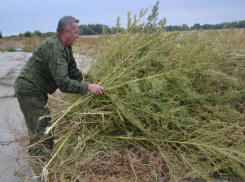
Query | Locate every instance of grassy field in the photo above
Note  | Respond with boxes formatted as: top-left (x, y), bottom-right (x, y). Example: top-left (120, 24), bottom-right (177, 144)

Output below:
top-left (0, 36), bottom-right (44, 52)
top-left (1, 29), bottom-right (244, 57)
top-left (0, 34), bottom-right (100, 56)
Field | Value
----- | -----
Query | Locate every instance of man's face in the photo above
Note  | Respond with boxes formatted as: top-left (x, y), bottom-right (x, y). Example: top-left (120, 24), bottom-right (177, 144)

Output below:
top-left (65, 22), bottom-right (79, 47)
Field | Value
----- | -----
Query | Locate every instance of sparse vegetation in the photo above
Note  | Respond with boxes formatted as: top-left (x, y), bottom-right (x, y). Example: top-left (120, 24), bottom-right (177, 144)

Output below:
top-left (0, 35), bottom-right (45, 53)
top-left (165, 20), bottom-right (245, 31)
top-left (79, 24), bottom-right (116, 35)
top-left (23, 31), bottom-right (32, 37)
top-left (0, 31), bottom-right (97, 54)
top-left (72, 36), bottom-right (100, 56)
top-left (34, 30), bottom-right (42, 37)
top-left (7, 47), bottom-right (16, 52)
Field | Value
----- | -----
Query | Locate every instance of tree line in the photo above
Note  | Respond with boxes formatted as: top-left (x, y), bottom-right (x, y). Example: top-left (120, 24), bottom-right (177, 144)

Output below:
top-left (78, 20), bottom-right (245, 35)
top-left (0, 30), bottom-right (55, 39)
top-left (18, 30), bottom-right (55, 38)
top-left (79, 24), bottom-right (117, 35)
top-left (1, 20), bottom-right (245, 39)
top-left (165, 20), bottom-right (245, 31)
top-left (79, 20), bottom-right (245, 34)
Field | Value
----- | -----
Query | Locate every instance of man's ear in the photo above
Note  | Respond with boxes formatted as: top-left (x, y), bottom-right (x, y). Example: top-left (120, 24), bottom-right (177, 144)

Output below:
top-left (64, 29), bottom-right (68, 35)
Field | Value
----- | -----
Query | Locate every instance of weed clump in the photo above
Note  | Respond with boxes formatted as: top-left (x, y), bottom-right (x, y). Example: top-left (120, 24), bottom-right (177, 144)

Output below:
top-left (8, 47), bottom-right (16, 52)
top-left (37, 9), bottom-right (245, 182)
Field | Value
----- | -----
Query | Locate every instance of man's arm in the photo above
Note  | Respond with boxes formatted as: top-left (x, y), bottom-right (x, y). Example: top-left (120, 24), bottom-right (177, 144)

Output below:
top-left (46, 44), bottom-right (87, 95)
top-left (47, 44), bottom-right (102, 95)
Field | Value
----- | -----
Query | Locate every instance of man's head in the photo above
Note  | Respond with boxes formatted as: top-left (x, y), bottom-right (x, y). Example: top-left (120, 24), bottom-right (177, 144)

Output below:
top-left (57, 16), bottom-right (79, 47)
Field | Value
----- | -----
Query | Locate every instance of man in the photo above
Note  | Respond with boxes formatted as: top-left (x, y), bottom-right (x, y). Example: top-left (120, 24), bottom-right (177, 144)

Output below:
top-left (14, 16), bottom-right (103, 157)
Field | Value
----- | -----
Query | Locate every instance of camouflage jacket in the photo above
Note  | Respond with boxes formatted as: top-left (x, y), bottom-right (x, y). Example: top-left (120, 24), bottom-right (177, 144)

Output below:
top-left (14, 34), bottom-right (88, 96)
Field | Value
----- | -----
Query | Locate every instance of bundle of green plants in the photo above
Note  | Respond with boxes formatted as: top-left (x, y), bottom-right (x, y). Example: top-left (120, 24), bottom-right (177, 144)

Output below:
top-left (8, 47), bottom-right (16, 52)
top-left (34, 9), bottom-right (245, 182)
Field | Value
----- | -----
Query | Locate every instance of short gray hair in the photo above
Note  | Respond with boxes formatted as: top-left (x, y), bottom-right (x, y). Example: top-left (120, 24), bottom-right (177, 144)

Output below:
top-left (56, 16), bottom-right (79, 33)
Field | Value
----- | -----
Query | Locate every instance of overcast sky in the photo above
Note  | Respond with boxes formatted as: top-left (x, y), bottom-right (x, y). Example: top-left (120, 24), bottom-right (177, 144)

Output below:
top-left (0, 0), bottom-right (244, 36)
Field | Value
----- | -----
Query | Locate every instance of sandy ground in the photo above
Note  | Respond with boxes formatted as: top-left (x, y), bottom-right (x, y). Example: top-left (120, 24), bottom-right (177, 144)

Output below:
top-left (0, 52), bottom-right (33, 182)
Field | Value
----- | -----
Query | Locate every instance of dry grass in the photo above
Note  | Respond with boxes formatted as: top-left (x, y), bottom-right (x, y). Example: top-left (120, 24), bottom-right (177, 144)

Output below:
top-left (6, 118), bottom-right (29, 148)
top-left (72, 35), bottom-right (100, 56)
top-left (0, 36), bottom-right (45, 52)
top-left (0, 35), bottom-right (100, 56)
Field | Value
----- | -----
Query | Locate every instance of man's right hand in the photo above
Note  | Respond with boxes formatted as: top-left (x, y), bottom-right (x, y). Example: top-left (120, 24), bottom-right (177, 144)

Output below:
top-left (88, 84), bottom-right (104, 95)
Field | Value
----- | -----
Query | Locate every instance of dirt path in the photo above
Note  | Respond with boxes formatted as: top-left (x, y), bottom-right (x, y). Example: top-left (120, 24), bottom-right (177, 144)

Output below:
top-left (0, 52), bottom-right (33, 182)
top-left (0, 52), bottom-right (92, 182)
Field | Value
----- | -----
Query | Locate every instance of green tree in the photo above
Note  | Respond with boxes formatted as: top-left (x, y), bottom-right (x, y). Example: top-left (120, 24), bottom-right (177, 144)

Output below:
top-left (43, 32), bottom-right (55, 38)
top-left (222, 22), bottom-right (229, 29)
top-left (191, 23), bottom-right (201, 30)
top-left (24, 31), bottom-right (32, 37)
top-left (181, 23), bottom-right (189, 31)
top-left (202, 24), bottom-right (212, 30)
top-left (213, 23), bottom-right (223, 29)
top-left (231, 21), bottom-right (238, 28)
top-left (166, 19), bottom-right (245, 32)
top-left (237, 20), bottom-right (245, 28)
top-left (0, 31), bottom-right (3, 39)
top-left (34, 30), bottom-right (42, 37)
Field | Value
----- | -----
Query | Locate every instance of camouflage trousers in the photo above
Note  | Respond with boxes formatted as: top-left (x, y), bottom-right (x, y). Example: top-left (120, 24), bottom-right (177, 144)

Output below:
top-left (15, 92), bottom-right (53, 157)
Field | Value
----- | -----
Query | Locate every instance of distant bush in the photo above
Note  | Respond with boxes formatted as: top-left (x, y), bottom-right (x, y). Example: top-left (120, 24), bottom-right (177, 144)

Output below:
top-left (42, 32), bottom-right (55, 38)
top-left (79, 24), bottom-right (114, 35)
top-left (24, 31), bottom-right (32, 37)
top-left (0, 31), bottom-right (3, 39)
top-left (34, 30), bottom-right (42, 37)
top-left (166, 20), bottom-right (245, 31)
top-left (8, 48), bottom-right (16, 52)
top-left (17, 31), bottom-right (55, 38)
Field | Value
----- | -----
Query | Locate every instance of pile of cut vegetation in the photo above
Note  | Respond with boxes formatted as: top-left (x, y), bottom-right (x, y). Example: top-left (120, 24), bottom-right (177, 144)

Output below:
top-left (39, 11), bottom-right (245, 182)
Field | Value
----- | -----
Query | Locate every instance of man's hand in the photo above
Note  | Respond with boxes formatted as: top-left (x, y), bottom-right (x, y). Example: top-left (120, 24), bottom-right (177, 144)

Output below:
top-left (88, 84), bottom-right (104, 95)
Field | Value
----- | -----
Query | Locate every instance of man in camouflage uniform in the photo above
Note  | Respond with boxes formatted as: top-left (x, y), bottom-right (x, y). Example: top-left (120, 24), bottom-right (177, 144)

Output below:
top-left (14, 16), bottom-right (103, 157)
